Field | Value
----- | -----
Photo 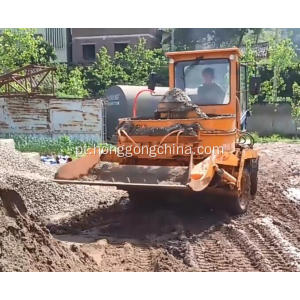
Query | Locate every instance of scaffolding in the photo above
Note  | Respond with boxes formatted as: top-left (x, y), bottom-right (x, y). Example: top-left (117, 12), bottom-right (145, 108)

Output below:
top-left (0, 64), bottom-right (56, 98)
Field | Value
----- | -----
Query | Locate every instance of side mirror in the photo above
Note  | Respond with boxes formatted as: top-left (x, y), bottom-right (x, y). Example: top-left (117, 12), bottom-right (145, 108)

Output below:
top-left (147, 72), bottom-right (160, 91)
top-left (249, 77), bottom-right (261, 95)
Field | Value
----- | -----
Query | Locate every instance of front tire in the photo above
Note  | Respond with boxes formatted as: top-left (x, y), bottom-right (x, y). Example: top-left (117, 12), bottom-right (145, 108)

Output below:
top-left (228, 169), bottom-right (251, 215)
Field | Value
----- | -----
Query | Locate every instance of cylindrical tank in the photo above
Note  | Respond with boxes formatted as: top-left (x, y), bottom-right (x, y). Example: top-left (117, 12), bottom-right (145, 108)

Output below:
top-left (105, 85), bottom-right (168, 139)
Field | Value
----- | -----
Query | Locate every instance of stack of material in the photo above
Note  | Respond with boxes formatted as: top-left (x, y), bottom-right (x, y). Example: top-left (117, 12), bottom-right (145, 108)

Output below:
top-left (0, 139), bottom-right (124, 271)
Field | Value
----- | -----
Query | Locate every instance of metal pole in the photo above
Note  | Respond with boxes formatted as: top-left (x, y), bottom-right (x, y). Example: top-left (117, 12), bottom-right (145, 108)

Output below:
top-left (171, 28), bottom-right (175, 51)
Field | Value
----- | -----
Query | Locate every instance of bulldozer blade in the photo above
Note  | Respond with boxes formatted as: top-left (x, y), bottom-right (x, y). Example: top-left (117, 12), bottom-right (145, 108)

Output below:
top-left (54, 179), bottom-right (188, 190)
top-left (55, 164), bottom-right (190, 191)
top-left (54, 155), bottom-right (222, 193)
top-left (55, 152), bottom-right (100, 180)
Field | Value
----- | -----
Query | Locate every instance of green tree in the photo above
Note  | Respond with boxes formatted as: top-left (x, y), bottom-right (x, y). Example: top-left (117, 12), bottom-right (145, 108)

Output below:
top-left (56, 65), bottom-right (88, 98)
top-left (114, 39), bottom-right (167, 85)
top-left (84, 47), bottom-right (128, 96)
top-left (0, 28), bottom-right (56, 73)
top-left (241, 38), bottom-right (259, 106)
top-left (35, 38), bottom-right (57, 65)
top-left (291, 82), bottom-right (300, 124)
top-left (263, 38), bottom-right (297, 103)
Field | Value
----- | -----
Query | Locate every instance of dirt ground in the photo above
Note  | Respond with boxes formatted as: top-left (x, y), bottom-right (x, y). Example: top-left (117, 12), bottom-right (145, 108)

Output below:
top-left (51, 142), bottom-right (300, 272)
top-left (0, 141), bottom-right (299, 271)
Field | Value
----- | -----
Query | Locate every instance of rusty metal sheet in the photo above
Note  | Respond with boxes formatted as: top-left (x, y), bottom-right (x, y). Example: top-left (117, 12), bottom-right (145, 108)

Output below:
top-left (49, 99), bottom-right (103, 133)
top-left (0, 97), bottom-right (49, 133)
top-left (0, 97), bottom-right (105, 141)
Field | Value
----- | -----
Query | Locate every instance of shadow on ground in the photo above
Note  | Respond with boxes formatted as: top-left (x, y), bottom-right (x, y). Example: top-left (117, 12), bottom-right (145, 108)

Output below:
top-left (49, 192), bottom-right (234, 247)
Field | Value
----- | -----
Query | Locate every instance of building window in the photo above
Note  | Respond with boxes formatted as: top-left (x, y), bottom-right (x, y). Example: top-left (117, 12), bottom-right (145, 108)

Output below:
top-left (114, 43), bottom-right (128, 53)
top-left (82, 44), bottom-right (95, 61)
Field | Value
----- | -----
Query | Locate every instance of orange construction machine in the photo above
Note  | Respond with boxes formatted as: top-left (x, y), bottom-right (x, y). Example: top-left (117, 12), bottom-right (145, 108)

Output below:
top-left (55, 48), bottom-right (260, 214)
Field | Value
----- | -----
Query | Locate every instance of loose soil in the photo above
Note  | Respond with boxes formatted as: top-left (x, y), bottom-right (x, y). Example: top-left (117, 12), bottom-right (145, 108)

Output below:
top-left (0, 140), bottom-right (299, 271)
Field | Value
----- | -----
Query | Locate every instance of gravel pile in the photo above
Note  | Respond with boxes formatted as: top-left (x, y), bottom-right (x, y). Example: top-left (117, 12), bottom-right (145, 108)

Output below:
top-left (0, 192), bottom-right (98, 271)
top-left (0, 139), bottom-right (125, 271)
top-left (0, 139), bottom-right (124, 218)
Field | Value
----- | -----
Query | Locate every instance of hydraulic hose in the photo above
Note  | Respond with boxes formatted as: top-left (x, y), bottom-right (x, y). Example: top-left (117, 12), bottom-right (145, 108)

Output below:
top-left (132, 89), bottom-right (153, 118)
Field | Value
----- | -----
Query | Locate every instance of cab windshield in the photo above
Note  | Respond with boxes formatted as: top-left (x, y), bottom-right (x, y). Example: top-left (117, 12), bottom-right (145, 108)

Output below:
top-left (175, 59), bottom-right (230, 105)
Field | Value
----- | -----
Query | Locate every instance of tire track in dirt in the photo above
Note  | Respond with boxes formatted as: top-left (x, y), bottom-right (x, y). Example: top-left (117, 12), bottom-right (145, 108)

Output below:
top-left (254, 217), bottom-right (300, 271)
top-left (49, 142), bottom-right (300, 272)
top-left (246, 222), bottom-right (288, 271)
top-left (223, 224), bottom-right (273, 271)
top-left (190, 229), bottom-right (257, 272)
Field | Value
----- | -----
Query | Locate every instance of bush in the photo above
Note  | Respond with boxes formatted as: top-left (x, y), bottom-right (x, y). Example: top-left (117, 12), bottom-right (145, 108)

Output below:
top-left (251, 132), bottom-right (299, 143)
top-left (84, 47), bottom-right (127, 96)
top-left (55, 65), bottom-right (89, 98)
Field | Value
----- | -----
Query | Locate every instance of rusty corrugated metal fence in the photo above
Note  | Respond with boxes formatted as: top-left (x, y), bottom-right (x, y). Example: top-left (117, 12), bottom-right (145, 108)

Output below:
top-left (0, 97), bottom-right (105, 141)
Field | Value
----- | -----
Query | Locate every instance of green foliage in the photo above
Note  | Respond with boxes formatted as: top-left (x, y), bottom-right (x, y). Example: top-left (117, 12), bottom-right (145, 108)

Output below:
top-left (56, 65), bottom-right (89, 98)
top-left (9, 135), bottom-right (106, 157)
top-left (35, 38), bottom-right (57, 65)
top-left (260, 76), bottom-right (286, 101)
top-left (0, 31), bottom-right (167, 98)
top-left (241, 35), bottom-right (298, 114)
top-left (84, 47), bottom-right (127, 96)
top-left (241, 39), bottom-right (257, 77)
top-left (85, 39), bottom-right (168, 96)
top-left (291, 82), bottom-right (300, 121)
top-left (241, 38), bottom-right (259, 106)
top-left (250, 132), bottom-right (300, 143)
top-left (0, 29), bottom-right (89, 99)
top-left (263, 38), bottom-right (297, 103)
top-left (114, 39), bottom-right (167, 85)
top-left (268, 38), bottom-right (296, 70)
top-left (0, 28), bottom-right (56, 73)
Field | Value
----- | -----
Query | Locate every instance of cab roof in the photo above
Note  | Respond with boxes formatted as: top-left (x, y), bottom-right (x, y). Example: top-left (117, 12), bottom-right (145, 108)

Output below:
top-left (165, 48), bottom-right (242, 61)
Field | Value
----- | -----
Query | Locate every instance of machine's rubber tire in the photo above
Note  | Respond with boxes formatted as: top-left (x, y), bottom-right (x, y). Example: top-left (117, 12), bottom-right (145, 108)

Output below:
top-left (228, 169), bottom-right (251, 215)
top-left (249, 158), bottom-right (259, 197)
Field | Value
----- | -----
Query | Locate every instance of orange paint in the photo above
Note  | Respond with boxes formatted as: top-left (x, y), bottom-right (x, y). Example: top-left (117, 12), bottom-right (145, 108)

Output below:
top-left (56, 48), bottom-right (258, 202)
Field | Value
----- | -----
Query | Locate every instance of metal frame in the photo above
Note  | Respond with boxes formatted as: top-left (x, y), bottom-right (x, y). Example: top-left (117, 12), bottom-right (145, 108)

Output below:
top-left (0, 65), bottom-right (56, 98)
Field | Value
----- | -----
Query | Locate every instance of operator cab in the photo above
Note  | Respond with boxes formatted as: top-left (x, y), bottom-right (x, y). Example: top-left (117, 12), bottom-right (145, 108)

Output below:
top-left (175, 58), bottom-right (230, 106)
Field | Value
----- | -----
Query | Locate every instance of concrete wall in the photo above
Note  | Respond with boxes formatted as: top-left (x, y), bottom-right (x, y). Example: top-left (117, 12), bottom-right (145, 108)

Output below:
top-left (247, 103), bottom-right (298, 136)
top-left (0, 97), bottom-right (105, 141)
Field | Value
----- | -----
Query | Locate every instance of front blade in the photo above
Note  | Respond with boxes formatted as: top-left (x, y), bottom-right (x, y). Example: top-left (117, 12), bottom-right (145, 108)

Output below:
top-left (55, 153), bottom-right (100, 180)
top-left (55, 163), bottom-right (190, 191)
top-left (90, 163), bottom-right (189, 186)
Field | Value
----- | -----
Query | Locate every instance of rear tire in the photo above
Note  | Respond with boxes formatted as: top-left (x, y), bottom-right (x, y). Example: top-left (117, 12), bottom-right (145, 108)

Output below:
top-left (228, 169), bottom-right (251, 215)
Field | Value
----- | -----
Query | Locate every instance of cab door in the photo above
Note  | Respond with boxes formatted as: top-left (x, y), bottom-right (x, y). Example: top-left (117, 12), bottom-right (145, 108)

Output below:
top-left (239, 64), bottom-right (248, 129)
